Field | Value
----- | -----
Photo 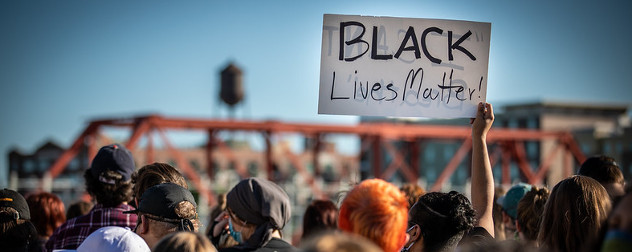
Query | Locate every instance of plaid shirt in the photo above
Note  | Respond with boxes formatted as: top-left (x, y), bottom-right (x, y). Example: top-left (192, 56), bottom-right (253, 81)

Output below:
top-left (45, 203), bottom-right (137, 251)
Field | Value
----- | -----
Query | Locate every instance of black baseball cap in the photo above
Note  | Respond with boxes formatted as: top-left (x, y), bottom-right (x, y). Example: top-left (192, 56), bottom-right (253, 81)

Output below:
top-left (90, 144), bottom-right (135, 183)
top-left (124, 183), bottom-right (197, 220)
top-left (0, 188), bottom-right (31, 220)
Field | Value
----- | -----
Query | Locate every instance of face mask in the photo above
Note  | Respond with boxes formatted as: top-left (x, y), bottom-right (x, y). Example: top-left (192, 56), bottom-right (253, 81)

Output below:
top-left (401, 225), bottom-right (417, 252)
top-left (601, 230), bottom-right (632, 252)
top-left (401, 241), bottom-right (415, 252)
top-left (228, 218), bottom-right (244, 243)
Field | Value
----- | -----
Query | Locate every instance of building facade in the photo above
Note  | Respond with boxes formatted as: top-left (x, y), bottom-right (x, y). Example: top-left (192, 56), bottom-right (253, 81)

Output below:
top-left (360, 100), bottom-right (631, 189)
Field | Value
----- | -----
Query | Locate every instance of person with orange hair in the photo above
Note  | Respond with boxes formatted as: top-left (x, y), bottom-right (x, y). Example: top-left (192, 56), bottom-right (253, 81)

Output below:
top-left (26, 192), bottom-right (66, 249)
top-left (338, 178), bottom-right (409, 252)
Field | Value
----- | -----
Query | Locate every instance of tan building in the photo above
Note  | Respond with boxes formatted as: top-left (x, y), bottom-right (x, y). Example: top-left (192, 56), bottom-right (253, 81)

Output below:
top-left (497, 101), bottom-right (630, 186)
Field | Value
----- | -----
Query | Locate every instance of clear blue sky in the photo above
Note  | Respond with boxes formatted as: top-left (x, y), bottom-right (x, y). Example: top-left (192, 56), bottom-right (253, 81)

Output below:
top-left (1, 0), bottom-right (631, 187)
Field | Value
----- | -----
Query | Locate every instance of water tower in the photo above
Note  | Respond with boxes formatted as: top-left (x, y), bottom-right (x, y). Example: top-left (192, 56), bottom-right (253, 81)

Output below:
top-left (219, 63), bottom-right (244, 118)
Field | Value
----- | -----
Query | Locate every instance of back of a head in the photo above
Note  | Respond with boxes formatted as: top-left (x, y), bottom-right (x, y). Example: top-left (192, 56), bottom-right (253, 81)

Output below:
top-left (410, 191), bottom-right (475, 252)
top-left (300, 231), bottom-right (383, 252)
top-left (338, 179), bottom-right (408, 252)
top-left (538, 175), bottom-right (612, 252)
top-left (66, 201), bottom-right (93, 220)
top-left (598, 191), bottom-right (632, 251)
top-left (0, 212), bottom-right (39, 252)
top-left (130, 183), bottom-right (199, 235)
top-left (302, 199), bottom-right (338, 239)
top-left (77, 226), bottom-right (150, 252)
top-left (500, 183), bottom-right (532, 220)
top-left (492, 187), bottom-right (506, 240)
top-left (516, 186), bottom-right (549, 241)
top-left (578, 155), bottom-right (624, 184)
top-left (226, 177), bottom-right (292, 248)
top-left (26, 191), bottom-right (66, 237)
top-left (132, 162), bottom-right (187, 202)
top-left (153, 231), bottom-right (217, 252)
top-left (85, 144), bottom-right (135, 207)
top-left (400, 183), bottom-right (426, 209)
top-left (578, 155), bottom-right (625, 200)
top-left (0, 189), bottom-right (39, 252)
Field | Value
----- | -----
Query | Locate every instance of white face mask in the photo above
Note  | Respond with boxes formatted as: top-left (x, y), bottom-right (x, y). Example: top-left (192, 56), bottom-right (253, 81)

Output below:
top-left (401, 225), bottom-right (417, 252)
top-left (401, 241), bottom-right (415, 252)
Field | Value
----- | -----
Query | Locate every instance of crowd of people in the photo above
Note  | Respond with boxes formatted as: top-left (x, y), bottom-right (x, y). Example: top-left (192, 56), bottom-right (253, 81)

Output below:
top-left (1, 102), bottom-right (630, 252)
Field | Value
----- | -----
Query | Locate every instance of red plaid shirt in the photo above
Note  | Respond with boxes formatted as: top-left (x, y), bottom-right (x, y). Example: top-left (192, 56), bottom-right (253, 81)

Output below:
top-left (45, 203), bottom-right (137, 251)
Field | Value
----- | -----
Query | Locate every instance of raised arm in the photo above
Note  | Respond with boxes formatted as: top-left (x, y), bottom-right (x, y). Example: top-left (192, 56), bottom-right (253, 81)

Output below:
top-left (470, 102), bottom-right (495, 237)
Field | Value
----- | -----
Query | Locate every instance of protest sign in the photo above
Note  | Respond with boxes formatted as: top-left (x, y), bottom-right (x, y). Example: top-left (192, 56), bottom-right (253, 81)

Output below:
top-left (318, 14), bottom-right (491, 118)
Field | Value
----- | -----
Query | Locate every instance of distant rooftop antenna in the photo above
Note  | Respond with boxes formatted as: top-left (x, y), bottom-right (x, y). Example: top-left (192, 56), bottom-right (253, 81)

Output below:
top-left (219, 62), bottom-right (245, 119)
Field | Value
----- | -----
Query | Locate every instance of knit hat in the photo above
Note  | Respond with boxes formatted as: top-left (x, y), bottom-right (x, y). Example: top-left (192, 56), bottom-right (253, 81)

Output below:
top-left (0, 188), bottom-right (30, 220)
top-left (89, 144), bottom-right (135, 183)
top-left (498, 183), bottom-right (532, 219)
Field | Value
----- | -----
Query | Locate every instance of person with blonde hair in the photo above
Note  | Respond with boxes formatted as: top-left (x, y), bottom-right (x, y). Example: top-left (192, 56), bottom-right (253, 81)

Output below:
top-left (126, 183), bottom-right (200, 249)
top-left (154, 231), bottom-right (217, 252)
top-left (131, 162), bottom-right (188, 205)
top-left (537, 175), bottom-right (612, 252)
top-left (338, 178), bottom-right (409, 252)
top-left (515, 186), bottom-right (549, 245)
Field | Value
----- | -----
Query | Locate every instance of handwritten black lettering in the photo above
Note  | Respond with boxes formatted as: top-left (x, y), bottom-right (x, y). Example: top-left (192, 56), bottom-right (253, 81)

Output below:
top-left (423, 86), bottom-right (439, 100)
top-left (370, 83), bottom-right (385, 101)
top-left (448, 30), bottom-right (476, 61)
top-left (330, 72), bottom-right (350, 100)
top-left (421, 27), bottom-right (443, 64)
top-left (371, 26), bottom-right (393, 60)
top-left (330, 69), bottom-right (481, 105)
top-left (394, 26), bottom-right (421, 59)
top-left (468, 88), bottom-right (476, 100)
top-left (402, 68), bottom-right (424, 101)
top-left (438, 69), bottom-right (467, 104)
top-left (386, 83), bottom-right (397, 101)
top-left (337, 21), bottom-right (480, 65)
top-left (339, 22), bottom-right (369, 61)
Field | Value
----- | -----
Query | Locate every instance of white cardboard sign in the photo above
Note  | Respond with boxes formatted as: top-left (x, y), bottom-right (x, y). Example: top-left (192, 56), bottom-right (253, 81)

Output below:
top-left (318, 14), bottom-right (491, 118)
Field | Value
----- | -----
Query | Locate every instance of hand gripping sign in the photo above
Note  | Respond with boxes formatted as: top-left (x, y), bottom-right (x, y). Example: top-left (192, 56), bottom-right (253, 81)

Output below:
top-left (318, 14), bottom-right (491, 118)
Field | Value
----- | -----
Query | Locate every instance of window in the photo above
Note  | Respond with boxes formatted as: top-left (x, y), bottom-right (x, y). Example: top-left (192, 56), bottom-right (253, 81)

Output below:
top-left (68, 159), bottom-right (80, 171)
top-left (443, 145), bottom-right (454, 160)
top-left (508, 119), bottom-right (518, 128)
top-left (39, 160), bottom-right (49, 172)
top-left (424, 145), bottom-right (436, 163)
top-left (23, 160), bottom-right (35, 173)
top-left (527, 117), bottom-right (539, 129)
